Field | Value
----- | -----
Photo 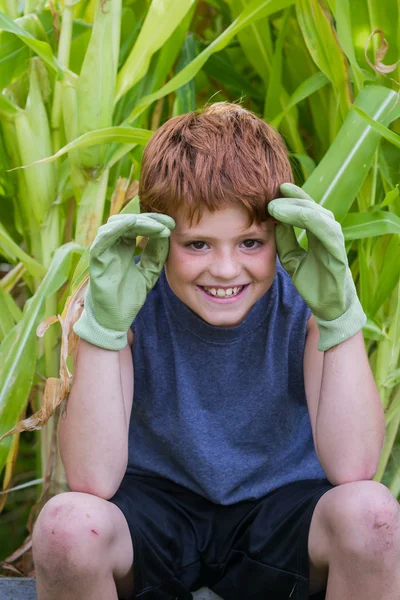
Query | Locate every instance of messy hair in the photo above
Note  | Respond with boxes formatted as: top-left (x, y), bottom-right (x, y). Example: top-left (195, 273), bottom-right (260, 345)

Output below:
top-left (139, 102), bottom-right (293, 227)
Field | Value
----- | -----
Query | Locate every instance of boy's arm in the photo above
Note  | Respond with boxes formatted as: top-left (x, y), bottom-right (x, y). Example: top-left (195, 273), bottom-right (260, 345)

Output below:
top-left (58, 335), bottom-right (134, 500)
top-left (303, 316), bottom-right (385, 486)
top-left (268, 183), bottom-right (386, 486)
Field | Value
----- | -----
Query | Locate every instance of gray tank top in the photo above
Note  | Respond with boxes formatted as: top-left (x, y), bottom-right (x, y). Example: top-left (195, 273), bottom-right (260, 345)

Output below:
top-left (127, 261), bottom-right (326, 505)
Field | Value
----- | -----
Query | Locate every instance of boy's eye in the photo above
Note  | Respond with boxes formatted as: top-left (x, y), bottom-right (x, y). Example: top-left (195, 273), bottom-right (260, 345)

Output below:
top-left (185, 240), bottom-right (263, 250)
top-left (187, 241), bottom-right (207, 250)
top-left (242, 239), bottom-right (262, 249)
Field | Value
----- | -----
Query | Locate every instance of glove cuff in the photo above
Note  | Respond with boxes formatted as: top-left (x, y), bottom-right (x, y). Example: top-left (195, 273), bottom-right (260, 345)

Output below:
top-left (314, 297), bottom-right (367, 351)
top-left (73, 290), bottom-right (128, 351)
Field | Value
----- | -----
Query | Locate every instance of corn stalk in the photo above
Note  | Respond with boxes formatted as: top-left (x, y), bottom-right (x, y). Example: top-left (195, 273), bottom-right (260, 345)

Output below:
top-left (0, 0), bottom-right (399, 568)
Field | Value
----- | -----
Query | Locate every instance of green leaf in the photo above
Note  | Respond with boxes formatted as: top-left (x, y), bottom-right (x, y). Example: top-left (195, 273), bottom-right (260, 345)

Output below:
top-left (203, 50), bottom-right (264, 102)
top-left (75, 0), bottom-right (121, 168)
top-left (296, 0), bottom-right (352, 120)
top-left (125, 0), bottom-right (296, 124)
top-left (0, 11), bottom-right (64, 76)
top-left (0, 288), bottom-right (16, 340)
top-left (173, 33), bottom-right (197, 116)
top-left (334, 0), bottom-right (364, 91)
top-left (0, 12), bottom-right (55, 88)
top-left (271, 71), bottom-right (329, 127)
top-left (363, 318), bottom-right (389, 341)
top-left (115, 0), bottom-right (196, 102)
top-left (229, 0), bottom-right (273, 84)
top-left (15, 127), bottom-right (153, 167)
top-left (379, 186), bottom-right (399, 209)
top-left (353, 106), bottom-right (400, 149)
top-left (264, 8), bottom-right (290, 120)
top-left (0, 243), bottom-right (84, 471)
top-left (370, 235), bottom-right (400, 316)
top-left (342, 211), bottom-right (400, 240)
top-left (0, 94), bottom-right (22, 116)
top-left (14, 57), bottom-right (57, 225)
top-left (290, 153), bottom-right (316, 178)
top-left (0, 223), bottom-right (46, 277)
top-left (298, 85), bottom-right (400, 245)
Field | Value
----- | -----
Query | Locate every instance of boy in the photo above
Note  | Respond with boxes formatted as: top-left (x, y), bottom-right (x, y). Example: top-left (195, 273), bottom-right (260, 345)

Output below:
top-left (32, 103), bottom-right (400, 600)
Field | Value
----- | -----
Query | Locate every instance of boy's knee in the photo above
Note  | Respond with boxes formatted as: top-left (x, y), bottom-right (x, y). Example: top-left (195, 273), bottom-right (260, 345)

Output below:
top-left (324, 481), bottom-right (400, 561)
top-left (32, 491), bottom-right (115, 575)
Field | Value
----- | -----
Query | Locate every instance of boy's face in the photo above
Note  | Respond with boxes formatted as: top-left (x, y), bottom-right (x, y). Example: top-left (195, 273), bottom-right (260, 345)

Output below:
top-left (165, 204), bottom-right (277, 327)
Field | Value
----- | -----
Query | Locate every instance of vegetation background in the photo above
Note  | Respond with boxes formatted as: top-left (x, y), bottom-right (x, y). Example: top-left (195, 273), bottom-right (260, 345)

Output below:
top-left (0, 0), bottom-right (399, 576)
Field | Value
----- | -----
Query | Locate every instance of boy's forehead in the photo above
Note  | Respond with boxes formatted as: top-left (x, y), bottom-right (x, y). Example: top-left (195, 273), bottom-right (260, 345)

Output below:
top-left (172, 205), bottom-right (271, 237)
top-left (174, 220), bottom-right (272, 239)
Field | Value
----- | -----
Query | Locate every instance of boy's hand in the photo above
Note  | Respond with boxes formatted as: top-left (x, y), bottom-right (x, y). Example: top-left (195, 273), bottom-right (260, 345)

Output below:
top-left (268, 183), bottom-right (366, 351)
top-left (73, 213), bottom-right (175, 351)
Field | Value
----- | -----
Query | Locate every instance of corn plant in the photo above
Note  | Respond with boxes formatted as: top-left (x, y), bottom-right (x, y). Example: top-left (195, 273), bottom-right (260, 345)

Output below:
top-left (0, 0), bottom-right (399, 569)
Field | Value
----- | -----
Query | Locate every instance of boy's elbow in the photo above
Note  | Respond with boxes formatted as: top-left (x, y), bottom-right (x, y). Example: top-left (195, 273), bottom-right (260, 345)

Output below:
top-left (325, 457), bottom-right (381, 487)
top-left (67, 477), bottom-right (122, 500)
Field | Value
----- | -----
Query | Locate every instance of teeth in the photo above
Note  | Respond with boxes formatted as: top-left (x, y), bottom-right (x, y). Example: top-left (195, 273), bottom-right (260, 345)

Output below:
top-left (203, 286), bottom-right (244, 298)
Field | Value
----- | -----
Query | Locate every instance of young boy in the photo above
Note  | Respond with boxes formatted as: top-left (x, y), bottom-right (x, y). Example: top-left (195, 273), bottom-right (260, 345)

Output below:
top-left (32, 103), bottom-right (400, 600)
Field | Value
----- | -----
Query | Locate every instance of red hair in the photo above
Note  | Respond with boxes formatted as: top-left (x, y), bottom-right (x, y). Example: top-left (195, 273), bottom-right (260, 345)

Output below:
top-left (139, 102), bottom-right (293, 227)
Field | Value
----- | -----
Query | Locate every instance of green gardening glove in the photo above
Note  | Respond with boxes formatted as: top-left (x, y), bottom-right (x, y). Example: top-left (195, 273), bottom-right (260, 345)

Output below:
top-left (73, 212), bottom-right (175, 351)
top-left (268, 183), bottom-right (366, 351)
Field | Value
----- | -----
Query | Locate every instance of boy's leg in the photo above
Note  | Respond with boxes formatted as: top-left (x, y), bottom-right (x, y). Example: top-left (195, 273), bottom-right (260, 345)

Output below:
top-left (308, 480), bottom-right (400, 599)
top-left (32, 491), bottom-right (134, 600)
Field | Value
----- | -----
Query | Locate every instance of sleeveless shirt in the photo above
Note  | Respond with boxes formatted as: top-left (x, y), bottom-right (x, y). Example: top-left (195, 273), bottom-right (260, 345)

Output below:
top-left (127, 261), bottom-right (326, 505)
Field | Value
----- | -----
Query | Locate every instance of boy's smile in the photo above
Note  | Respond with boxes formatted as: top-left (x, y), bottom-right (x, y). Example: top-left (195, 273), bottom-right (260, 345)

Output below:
top-left (164, 204), bottom-right (277, 327)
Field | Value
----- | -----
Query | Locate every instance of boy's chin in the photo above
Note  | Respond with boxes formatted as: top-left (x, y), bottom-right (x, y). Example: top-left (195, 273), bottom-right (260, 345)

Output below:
top-left (191, 305), bottom-right (251, 328)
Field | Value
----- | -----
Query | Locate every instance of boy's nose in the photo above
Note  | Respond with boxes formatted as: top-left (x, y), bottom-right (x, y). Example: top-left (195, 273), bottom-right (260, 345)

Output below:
top-left (207, 256), bottom-right (242, 281)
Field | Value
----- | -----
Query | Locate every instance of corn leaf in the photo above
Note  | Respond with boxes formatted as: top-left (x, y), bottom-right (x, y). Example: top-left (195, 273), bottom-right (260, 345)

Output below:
top-left (116, 0), bottom-right (196, 102)
top-left (353, 106), bottom-right (400, 149)
top-left (0, 243), bottom-right (84, 472)
top-left (0, 11), bottom-right (63, 76)
top-left (0, 288), bottom-right (22, 327)
top-left (264, 8), bottom-right (290, 120)
top-left (16, 127), bottom-right (153, 167)
top-left (357, 240), bottom-right (370, 313)
top-left (0, 224), bottom-right (46, 277)
top-left (0, 288), bottom-right (16, 340)
top-left (363, 319), bottom-right (389, 341)
top-left (334, 0), bottom-right (364, 91)
top-left (300, 86), bottom-right (400, 227)
top-left (370, 235), bottom-right (400, 316)
top-left (173, 33), bottom-right (197, 116)
top-left (342, 211), bottom-right (400, 240)
top-left (271, 71), bottom-right (329, 127)
top-left (125, 0), bottom-right (296, 124)
top-left (76, 0), bottom-right (121, 168)
top-left (203, 50), bottom-right (265, 102)
top-left (0, 94), bottom-right (22, 116)
top-left (14, 58), bottom-right (57, 225)
top-left (229, 0), bottom-right (273, 84)
top-left (0, 12), bottom-right (55, 88)
top-left (296, 0), bottom-right (352, 121)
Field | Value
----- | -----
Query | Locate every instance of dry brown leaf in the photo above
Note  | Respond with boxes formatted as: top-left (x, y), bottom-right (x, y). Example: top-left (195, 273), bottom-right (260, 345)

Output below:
top-left (0, 561), bottom-right (26, 577)
top-left (151, 97), bottom-right (165, 131)
top-left (36, 315), bottom-right (59, 337)
top-left (0, 405), bottom-right (25, 512)
top-left (365, 29), bottom-right (400, 80)
top-left (0, 278), bottom-right (88, 440)
top-left (110, 177), bottom-right (130, 216)
top-left (125, 179), bottom-right (139, 204)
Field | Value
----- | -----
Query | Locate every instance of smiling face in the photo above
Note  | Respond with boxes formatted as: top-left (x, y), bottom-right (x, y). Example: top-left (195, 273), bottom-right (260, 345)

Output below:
top-left (165, 204), bottom-right (277, 327)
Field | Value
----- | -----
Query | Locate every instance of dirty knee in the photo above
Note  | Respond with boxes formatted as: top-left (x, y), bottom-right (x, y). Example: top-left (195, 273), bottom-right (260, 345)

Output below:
top-left (32, 492), bottom-right (114, 576)
top-left (328, 481), bottom-right (400, 564)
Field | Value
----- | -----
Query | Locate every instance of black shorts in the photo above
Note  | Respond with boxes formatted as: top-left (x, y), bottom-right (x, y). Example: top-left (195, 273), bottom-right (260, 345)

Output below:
top-left (109, 474), bottom-right (333, 600)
